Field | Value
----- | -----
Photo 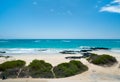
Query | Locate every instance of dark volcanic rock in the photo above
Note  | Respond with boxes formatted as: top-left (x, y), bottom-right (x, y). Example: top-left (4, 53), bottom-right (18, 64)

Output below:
top-left (60, 50), bottom-right (77, 54)
top-left (65, 56), bottom-right (82, 59)
top-left (0, 51), bottom-right (6, 53)
top-left (90, 47), bottom-right (109, 50)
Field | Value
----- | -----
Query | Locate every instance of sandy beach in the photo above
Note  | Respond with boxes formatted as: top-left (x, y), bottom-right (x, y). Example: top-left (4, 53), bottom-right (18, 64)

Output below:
top-left (0, 50), bottom-right (120, 82)
top-left (1, 0), bottom-right (120, 81)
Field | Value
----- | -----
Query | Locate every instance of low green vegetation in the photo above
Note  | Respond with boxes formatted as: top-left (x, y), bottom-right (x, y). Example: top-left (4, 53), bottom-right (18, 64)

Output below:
top-left (53, 60), bottom-right (88, 78)
top-left (1, 68), bottom-right (20, 78)
top-left (0, 60), bottom-right (26, 71)
top-left (87, 53), bottom-right (117, 66)
top-left (28, 59), bottom-right (53, 78)
top-left (0, 60), bottom-right (26, 78)
top-left (18, 67), bottom-right (29, 78)
top-left (0, 59), bottom-right (88, 78)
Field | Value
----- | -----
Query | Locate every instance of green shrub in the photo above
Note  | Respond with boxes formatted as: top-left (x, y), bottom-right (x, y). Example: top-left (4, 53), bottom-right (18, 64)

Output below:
top-left (0, 68), bottom-right (19, 78)
top-left (87, 54), bottom-right (117, 66)
top-left (0, 60), bottom-right (26, 71)
top-left (53, 60), bottom-right (88, 78)
top-left (18, 67), bottom-right (29, 78)
top-left (28, 59), bottom-right (53, 78)
top-left (70, 60), bottom-right (88, 72)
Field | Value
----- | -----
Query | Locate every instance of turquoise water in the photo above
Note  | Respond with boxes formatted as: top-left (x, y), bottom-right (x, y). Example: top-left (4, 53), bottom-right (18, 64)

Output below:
top-left (0, 39), bottom-right (120, 48)
top-left (0, 39), bottom-right (120, 53)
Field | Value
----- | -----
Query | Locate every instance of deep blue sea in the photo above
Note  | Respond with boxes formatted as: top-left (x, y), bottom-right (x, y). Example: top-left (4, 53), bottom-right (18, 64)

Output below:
top-left (0, 39), bottom-right (120, 53)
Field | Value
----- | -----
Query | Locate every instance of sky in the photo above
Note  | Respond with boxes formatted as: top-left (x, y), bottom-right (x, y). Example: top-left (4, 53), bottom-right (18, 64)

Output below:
top-left (0, 0), bottom-right (120, 39)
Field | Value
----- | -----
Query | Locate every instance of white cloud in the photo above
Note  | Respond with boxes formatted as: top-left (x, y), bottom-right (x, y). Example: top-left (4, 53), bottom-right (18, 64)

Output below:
top-left (100, 0), bottom-right (120, 14)
top-left (101, 5), bottom-right (120, 13)
top-left (113, 0), bottom-right (120, 3)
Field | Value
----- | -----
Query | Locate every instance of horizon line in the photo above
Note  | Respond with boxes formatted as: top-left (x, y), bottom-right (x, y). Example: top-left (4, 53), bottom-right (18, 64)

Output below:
top-left (0, 38), bottom-right (120, 40)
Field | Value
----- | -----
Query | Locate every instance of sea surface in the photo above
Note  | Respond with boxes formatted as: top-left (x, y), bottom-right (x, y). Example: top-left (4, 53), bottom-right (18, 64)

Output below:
top-left (0, 39), bottom-right (120, 53)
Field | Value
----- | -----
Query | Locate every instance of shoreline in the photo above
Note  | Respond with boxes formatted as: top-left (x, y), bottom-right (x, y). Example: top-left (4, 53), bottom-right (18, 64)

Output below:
top-left (0, 47), bottom-right (120, 54)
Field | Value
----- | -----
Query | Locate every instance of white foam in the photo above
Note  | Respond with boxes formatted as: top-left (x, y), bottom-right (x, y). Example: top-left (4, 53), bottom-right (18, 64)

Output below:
top-left (111, 48), bottom-right (120, 53)
top-left (7, 48), bottom-right (36, 53)
top-left (0, 48), bottom-right (81, 54)
top-left (41, 48), bottom-right (65, 54)
top-left (0, 48), bottom-right (39, 54)
top-left (0, 48), bottom-right (62, 54)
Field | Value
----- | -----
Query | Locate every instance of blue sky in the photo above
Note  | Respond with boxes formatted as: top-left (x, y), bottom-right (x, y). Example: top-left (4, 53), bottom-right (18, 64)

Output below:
top-left (0, 0), bottom-right (120, 39)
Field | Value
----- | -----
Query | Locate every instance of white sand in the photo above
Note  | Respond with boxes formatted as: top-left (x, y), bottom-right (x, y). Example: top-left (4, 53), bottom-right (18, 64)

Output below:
top-left (0, 50), bottom-right (120, 82)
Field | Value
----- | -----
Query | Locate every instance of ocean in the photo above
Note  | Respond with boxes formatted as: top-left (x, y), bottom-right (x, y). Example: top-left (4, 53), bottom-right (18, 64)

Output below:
top-left (0, 39), bottom-right (120, 53)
